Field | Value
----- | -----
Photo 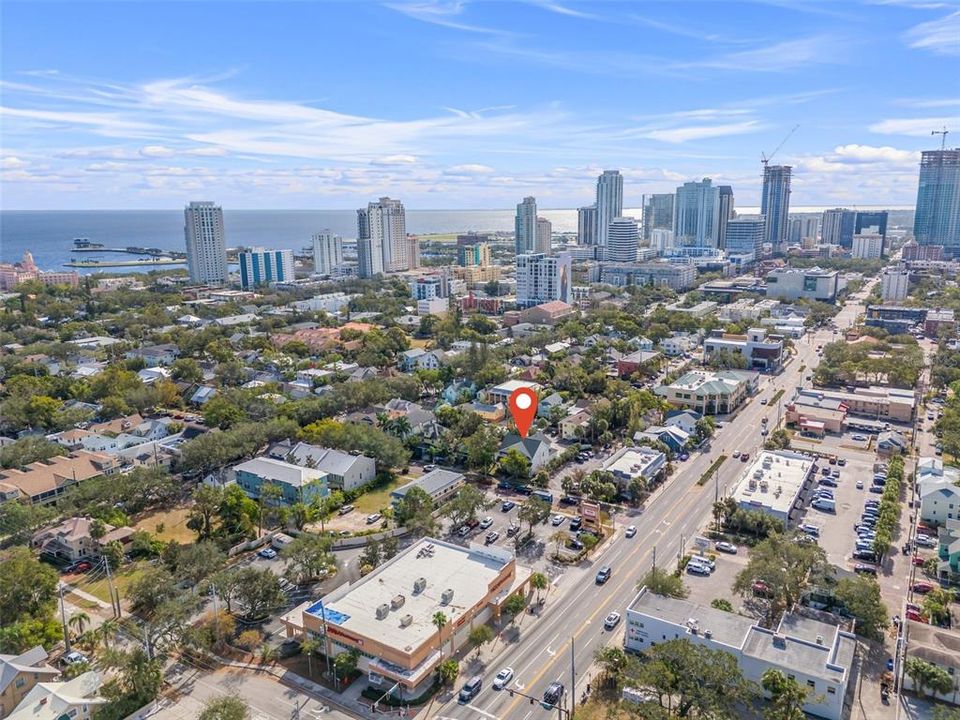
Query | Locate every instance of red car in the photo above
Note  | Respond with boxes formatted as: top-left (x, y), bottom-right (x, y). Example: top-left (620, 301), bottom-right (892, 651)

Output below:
top-left (63, 561), bottom-right (91, 574)
top-left (906, 610), bottom-right (927, 623)
top-left (912, 556), bottom-right (926, 567)
top-left (912, 581), bottom-right (935, 594)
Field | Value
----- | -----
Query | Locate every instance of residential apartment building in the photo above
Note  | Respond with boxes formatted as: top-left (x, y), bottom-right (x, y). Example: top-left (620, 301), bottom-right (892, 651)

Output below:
top-left (515, 252), bottom-right (572, 308)
top-left (716, 185), bottom-right (734, 249)
top-left (724, 216), bottom-right (765, 261)
top-left (312, 230), bottom-right (344, 276)
top-left (357, 197), bottom-right (408, 277)
top-left (238, 247), bottom-right (295, 289)
top-left (184, 201), bottom-right (228, 284)
top-left (232, 457), bottom-right (328, 506)
top-left (600, 262), bottom-right (696, 291)
top-left (820, 208), bottom-right (857, 249)
top-left (268, 441), bottom-right (375, 492)
top-left (595, 170), bottom-right (624, 252)
top-left (880, 267), bottom-right (910, 302)
top-left (851, 233), bottom-right (883, 259)
top-left (577, 205), bottom-right (598, 245)
top-left (515, 196), bottom-right (538, 255)
top-left (642, 193), bottom-right (674, 241)
top-left (607, 217), bottom-right (640, 263)
top-left (625, 588), bottom-right (856, 720)
top-left (390, 469), bottom-right (466, 507)
top-left (914, 148), bottom-right (960, 257)
top-left (535, 217), bottom-right (552, 255)
top-left (916, 458), bottom-right (960, 526)
top-left (761, 165), bottom-right (792, 253)
top-left (674, 178), bottom-right (720, 247)
top-left (0, 452), bottom-right (119, 505)
top-left (703, 327), bottom-right (785, 370)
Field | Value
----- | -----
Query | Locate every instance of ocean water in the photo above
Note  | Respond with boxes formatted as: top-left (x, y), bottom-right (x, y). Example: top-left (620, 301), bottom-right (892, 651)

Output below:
top-left (0, 205), bottom-right (910, 274)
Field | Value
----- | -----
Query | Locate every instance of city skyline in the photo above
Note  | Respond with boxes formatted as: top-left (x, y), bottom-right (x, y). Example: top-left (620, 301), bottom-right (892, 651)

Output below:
top-left (1, 1), bottom-right (958, 210)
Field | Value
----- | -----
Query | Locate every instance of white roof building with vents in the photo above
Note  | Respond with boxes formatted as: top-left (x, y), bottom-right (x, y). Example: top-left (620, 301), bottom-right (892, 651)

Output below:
top-left (729, 449), bottom-right (815, 526)
top-left (282, 537), bottom-right (531, 699)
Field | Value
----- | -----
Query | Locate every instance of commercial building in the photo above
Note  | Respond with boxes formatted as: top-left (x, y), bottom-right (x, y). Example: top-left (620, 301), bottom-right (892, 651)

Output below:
top-left (184, 201), bottom-right (228, 284)
top-left (595, 170), bottom-right (624, 252)
top-left (600, 262), bottom-right (696, 291)
top-left (0, 252), bottom-right (80, 291)
top-left (642, 193), bottom-right (674, 241)
top-left (233, 457), bottom-right (328, 506)
top-left (855, 211), bottom-right (888, 253)
top-left (864, 305), bottom-right (926, 334)
top-left (765, 267), bottom-right (839, 302)
top-left (238, 247), bottom-right (295, 289)
top-left (761, 165), bottom-right (792, 253)
top-left (914, 148), bottom-right (960, 256)
top-left (312, 230), bottom-right (344, 276)
top-left (785, 394), bottom-right (848, 435)
top-left (717, 298), bottom-right (781, 323)
top-left (357, 197), bottom-right (408, 277)
top-left (902, 241), bottom-right (943, 261)
top-left (716, 185), bottom-right (734, 250)
top-left (674, 178), bottom-right (720, 247)
top-left (880, 267), bottom-right (910, 302)
top-left (724, 216), bottom-right (764, 261)
top-left (793, 386), bottom-right (916, 422)
top-left (0, 647), bottom-right (60, 718)
top-left (851, 233), bottom-right (883, 260)
top-left (607, 217), bottom-right (640, 263)
top-left (535, 217), bottom-right (553, 255)
top-left (390, 469), bottom-right (466, 507)
top-left (729, 450), bottom-right (815, 526)
top-left (602, 447), bottom-right (667, 495)
top-left (577, 205), bottom-right (598, 246)
top-left (925, 308), bottom-right (956, 338)
top-left (655, 370), bottom-right (757, 415)
top-left (515, 196), bottom-right (538, 255)
top-left (520, 300), bottom-right (575, 326)
top-left (515, 252), bottom-right (572, 308)
top-left (286, 538), bottom-right (530, 699)
top-left (624, 588), bottom-right (856, 720)
top-left (268, 441), bottom-right (376, 492)
top-left (703, 328), bottom-right (785, 370)
top-left (820, 208), bottom-right (857, 249)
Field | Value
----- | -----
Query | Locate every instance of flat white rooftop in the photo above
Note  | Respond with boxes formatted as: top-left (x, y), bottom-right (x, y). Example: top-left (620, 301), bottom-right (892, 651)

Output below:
top-left (730, 450), bottom-right (814, 518)
top-left (306, 538), bottom-right (513, 653)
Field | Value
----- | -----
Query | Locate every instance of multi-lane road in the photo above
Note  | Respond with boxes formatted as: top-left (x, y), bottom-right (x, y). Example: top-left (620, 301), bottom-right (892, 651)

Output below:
top-left (429, 288), bottom-right (871, 720)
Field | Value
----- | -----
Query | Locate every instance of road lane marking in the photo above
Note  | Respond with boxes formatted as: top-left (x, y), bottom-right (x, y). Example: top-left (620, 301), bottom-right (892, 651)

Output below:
top-left (466, 703), bottom-right (498, 718)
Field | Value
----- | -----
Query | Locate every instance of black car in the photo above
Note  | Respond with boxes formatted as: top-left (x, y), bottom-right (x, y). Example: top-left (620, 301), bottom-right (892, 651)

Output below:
top-left (853, 550), bottom-right (878, 562)
top-left (569, 517), bottom-right (582, 531)
top-left (543, 681), bottom-right (564, 707)
top-left (560, 495), bottom-right (581, 506)
top-left (595, 566), bottom-right (612, 584)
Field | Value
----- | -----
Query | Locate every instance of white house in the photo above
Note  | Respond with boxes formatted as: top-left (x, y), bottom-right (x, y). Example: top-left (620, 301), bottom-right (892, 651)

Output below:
top-left (917, 457), bottom-right (960, 526)
top-left (497, 432), bottom-right (553, 472)
top-left (659, 333), bottom-right (699, 357)
top-left (400, 348), bottom-right (448, 371)
top-left (625, 588), bottom-right (856, 720)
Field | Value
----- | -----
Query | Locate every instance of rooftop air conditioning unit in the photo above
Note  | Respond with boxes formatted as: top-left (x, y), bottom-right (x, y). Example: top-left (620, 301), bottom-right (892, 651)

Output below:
top-left (772, 633), bottom-right (787, 649)
top-left (391, 594), bottom-right (406, 610)
top-left (704, 629), bottom-right (713, 639)
top-left (376, 603), bottom-right (390, 620)
top-left (441, 588), bottom-right (455, 604)
top-left (413, 577), bottom-right (427, 594)
top-left (400, 614), bottom-right (413, 627)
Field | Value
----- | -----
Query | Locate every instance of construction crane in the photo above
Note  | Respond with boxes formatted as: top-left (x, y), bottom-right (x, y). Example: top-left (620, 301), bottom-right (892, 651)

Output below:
top-left (762, 124), bottom-right (800, 167)
top-left (932, 126), bottom-right (950, 151)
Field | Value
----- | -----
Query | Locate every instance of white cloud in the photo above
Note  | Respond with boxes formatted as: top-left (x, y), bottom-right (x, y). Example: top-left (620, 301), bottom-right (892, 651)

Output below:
top-left (869, 116), bottom-right (960, 136)
top-left (371, 155), bottom-right (419, 166)
top-left (445, 163), bottom-right (495, 174)
top-left (679, 35), bottom-right (846, 72)
top-left (642, 120), bottom-right (762, 144)
top-left (385, 1), bottom-right (512, 35)
top-left (904, 11), bottom-right (960, 56)
top-left (139, 145), bottom-right (176, 158)
top-left (2, 156), bottom-right (28, 169)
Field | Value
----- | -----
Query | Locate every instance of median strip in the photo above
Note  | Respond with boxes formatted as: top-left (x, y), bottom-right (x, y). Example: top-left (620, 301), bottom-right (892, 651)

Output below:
top-left (698, 455), bottom-right (727, 486)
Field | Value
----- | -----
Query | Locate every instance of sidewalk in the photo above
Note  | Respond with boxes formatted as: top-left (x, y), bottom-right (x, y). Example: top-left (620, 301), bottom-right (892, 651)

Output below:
top-left (63, 583), bottom-right (112, 610)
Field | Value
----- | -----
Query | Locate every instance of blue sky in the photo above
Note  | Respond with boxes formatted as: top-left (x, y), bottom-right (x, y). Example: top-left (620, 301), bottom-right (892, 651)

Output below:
top-left (1, 0), bottom-right (959, 210)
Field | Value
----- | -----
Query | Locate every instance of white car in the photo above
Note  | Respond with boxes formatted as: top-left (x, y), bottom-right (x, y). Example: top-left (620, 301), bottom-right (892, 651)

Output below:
top-left (625, 525), bottom-right (637, 538)
top-left (366, 513), bottom-right (382, 524)
top-left (715, 541), bottom-right (738, 554)
top-left (258, 547), bottom-right (278, 560)
top-left (551, 514), bottom-right (565, 526)
top-left (851, 434), bottom-right (867, 441)
top-left (493, 667), bottom-right (514, 690)
top-left (603, 612), bottom-right (621, 629)
top-left (915, 535), bottom-right (937, 548)
top-left (479, 516), bottom-right (493, 529)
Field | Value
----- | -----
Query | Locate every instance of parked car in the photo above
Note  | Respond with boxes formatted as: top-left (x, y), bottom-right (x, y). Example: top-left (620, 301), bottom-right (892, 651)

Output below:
top-left (366, 513), bottom-right (382, 524)
top-left (868, 485), bottom-right (884, 494)
top-left (551, 514), bottom-right (565, 526)
top-left (715, 541), bottom-right (739, 554)
top-left (493, 667), bottom-right (514, 690)
top-left (912, 556), bottom-right (926, 567)
top-left (569, 517), bottom-right (582, 531)
top-left (905, 610), bottom-right (927, 623)
top-left (837, 458), bottom-right (847, 466)
top-left (915, 535), bottom-right (937, 548)
top-left (851, 434), bottom-right (867, 441)
top-left (61, 651), bottom-right (89, 667)
top-left (484, 531), bottom-right (499, 545)
top-left (479, 516), bottom-right (494, 529)
top-left (424, 464), bottom-right (437, 471)
top-left (501, 501), bottom-right (515, 512)
top-left (912, 582), bottom-right (935, 594)
top-left (338, 504), bottom-right (354, 515)
top-left (64, 561), bottom-right (92, 574)
top-left (856, 480), bottom-right (864, 489)
top-left (603, 612), bottom-right (621, 629)
top-left (258, 547), bottom-right (278, 560)
top-left (687, 563), bottom-right (710, 576)
top-left (853, 550), bottom-right (878, 562)
top-left (854, 563), bottom-right (877, 575)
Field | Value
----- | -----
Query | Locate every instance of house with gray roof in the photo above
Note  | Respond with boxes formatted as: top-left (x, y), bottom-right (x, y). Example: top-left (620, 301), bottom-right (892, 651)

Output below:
top-left (390, 469), bottom-right (466, 507)
top-left (268, 441), bottom-right (376, 491)
top-left (497, 432), bottom-right (553, 472)
top-left (0, 647), bottom-right (60, 718)
top-left (232, 457), bottom-right (328, 506)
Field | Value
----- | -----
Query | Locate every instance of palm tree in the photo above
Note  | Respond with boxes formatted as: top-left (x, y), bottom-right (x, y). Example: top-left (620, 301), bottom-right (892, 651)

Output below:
top-left (392, 416), bottom-right (412, 440)
top-left (97, 618), bottom-right (119, 651)
top-left (550, 530), bottom-right (567, 558)
top-left (529, 572), bottom-right (549, 604)
top-left (432, 611), bottom-right (448, 660)
top-left (301, 637), bottom-right (321, 677)
top-left (68, 612), bottom-right (90, 641)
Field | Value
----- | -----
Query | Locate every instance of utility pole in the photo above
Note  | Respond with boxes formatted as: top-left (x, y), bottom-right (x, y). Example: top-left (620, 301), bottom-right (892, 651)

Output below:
top-left (103, 555), bottom-right (119, 618)
top-left (677, 533), bottom-right (684, 572)
top-left (59, 583), bottom-right (71, 653)
top-left (569, 637), bottom-right (576, 718)
top-left (210, 584), bottom-right (220, 643)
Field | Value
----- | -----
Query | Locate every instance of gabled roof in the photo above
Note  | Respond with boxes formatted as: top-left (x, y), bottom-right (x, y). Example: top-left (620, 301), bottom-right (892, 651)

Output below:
top-left (0, 647), bottom-right (58, 696)
top-left (499, 432), bottom-right (550, 460)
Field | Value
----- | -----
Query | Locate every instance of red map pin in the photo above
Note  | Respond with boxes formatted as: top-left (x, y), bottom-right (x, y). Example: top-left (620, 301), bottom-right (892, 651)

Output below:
top-left (508, 388), bottom-right (538, 438)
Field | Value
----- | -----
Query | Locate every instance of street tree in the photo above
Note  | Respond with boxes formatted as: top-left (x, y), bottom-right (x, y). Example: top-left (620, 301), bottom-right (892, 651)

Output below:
top-left (833, 576), bottom-right (889, 640)
top-left (333, 649), bottom-right (359, 681)
top-left (761, 669), bottom-right (809, 720)
top-left (441, 484), bottom-right (491, 529)
top-left (126, 566), bottom-right (180, 619)
top-left (638, 567), bottom-right (689, 599)
top-left (432, 612), bottom-right (448, 660)
top-left (438, 658), bottom-right (459, 686)
top-left (905, 657), bottom-right (954, 698)
top-left (230, 567), bottom-right (286, 620)
top-left (468, 625), bottom-right (494, 657)
top-left (198, 696), bottom-right (250, 720)
top-left (529, 571), bottom-right (549, 603)
top-left (594, 646), bottom-right (630, 687)
top-left (282, 532), bottom-right (337, 584)
top-left (503, 593), bottom-right (527, 621)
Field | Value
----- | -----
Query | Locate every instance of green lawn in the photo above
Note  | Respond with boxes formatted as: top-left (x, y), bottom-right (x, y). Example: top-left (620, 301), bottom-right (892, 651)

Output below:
top-left (353, 475), bottom-right (410, 513)
top-left (72, 560), bottom-right (148, 605)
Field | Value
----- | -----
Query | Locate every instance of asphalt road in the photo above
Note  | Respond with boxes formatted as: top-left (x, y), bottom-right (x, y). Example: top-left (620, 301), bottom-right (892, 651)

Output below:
top-left (429, 289), bottom-right (871, 720)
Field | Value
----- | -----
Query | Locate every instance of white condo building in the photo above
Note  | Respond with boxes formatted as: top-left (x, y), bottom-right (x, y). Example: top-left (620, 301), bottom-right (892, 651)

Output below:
top-left (237, 247), bottom-right (295, 289)
top-left (515, 196), bottom-right (538, 255)
top-left (536, 217), bottom-right (553, 255)
top-left (595, 170), bottom-right (624, 251)
top-left (607, 217), bottom-right (640, 263)
top-left (880, 267), bottom-right (910, 302)
top-left (516, 252), bottom-right (572, 308)
top-left (312, 230), bottom-right (343, 276)
top-left (184, 201), bottom-right (228, 285)
top-left (357, 197), bottom-right (408, 277)
top-left (851, 233), bottom-right (883, 259)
